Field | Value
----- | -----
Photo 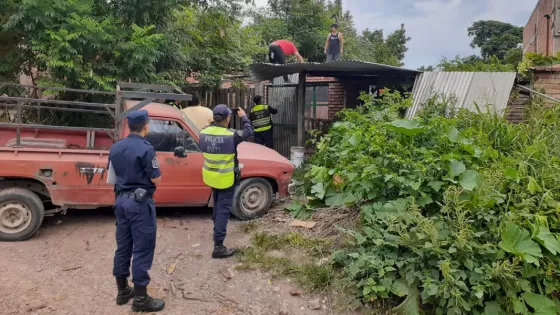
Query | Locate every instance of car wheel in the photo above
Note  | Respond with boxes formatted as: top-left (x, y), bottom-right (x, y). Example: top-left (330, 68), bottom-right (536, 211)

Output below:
top-left (0, 188), bottom-right (45, 242)
top-left (232, 178), bottom-right (273, 221)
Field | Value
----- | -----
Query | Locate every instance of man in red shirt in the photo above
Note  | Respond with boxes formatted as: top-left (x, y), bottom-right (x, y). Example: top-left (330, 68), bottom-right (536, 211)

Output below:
top-left (268, 40), bottom-right (304, 84)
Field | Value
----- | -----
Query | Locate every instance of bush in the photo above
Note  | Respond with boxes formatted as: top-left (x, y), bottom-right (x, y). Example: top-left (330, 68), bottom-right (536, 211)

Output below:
top-left (296, 90), bottom-right (560, 314)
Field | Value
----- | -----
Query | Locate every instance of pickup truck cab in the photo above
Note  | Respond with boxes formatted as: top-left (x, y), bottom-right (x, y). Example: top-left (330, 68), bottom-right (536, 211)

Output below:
top-left (0, 98), bottom-right (294, 241)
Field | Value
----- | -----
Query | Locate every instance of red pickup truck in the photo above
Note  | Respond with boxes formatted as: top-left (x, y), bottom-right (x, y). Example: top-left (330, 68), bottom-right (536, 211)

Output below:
top-left (0, 85), bottom-right (294, 241)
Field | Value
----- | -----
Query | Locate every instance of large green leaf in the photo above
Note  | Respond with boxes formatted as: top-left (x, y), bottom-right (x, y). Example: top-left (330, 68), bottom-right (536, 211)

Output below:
top-left (449, 160), bottom-right (466, 178)
top-left (385, 120), bottom-right (426, 136)
top-left (522, 292), bottom-right (557, 315)
top-left (534, 226), bottom-right (560, 255)
top-left (499, 224), bottom-right (543, 265)
top-left (311, 182), bottom-right (326, 199)
top-left (528, 177), bottom-right (541, 195)
top-left (446, 126), bottom-right (459, 142)
top-left (483, 301), bottom-right (503, 315)
top-left (459, 170), bottom-right (479, 191)
top-left (391, 279), bottom-right (409, 297)
top-left (348, 134), bottom-right (363, 146)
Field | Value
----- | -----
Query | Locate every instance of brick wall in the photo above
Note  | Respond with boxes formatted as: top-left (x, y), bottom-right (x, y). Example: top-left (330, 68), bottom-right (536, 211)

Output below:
top-left (534, 70), bottom-right (560, 99)
top-left (524, 0), bottom-right (554, 55)
top-left (328, 82), bottom-right (345, 119)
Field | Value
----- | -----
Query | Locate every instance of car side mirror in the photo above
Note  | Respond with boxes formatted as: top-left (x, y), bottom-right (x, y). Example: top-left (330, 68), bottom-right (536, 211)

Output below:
top-left (174, 146), bottom-right (187, 158)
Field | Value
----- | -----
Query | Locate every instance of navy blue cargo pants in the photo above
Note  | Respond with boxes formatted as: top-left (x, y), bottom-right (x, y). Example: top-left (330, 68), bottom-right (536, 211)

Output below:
top-left (254, 129), bottom-right (274, 149)
top-left (113, 195), bottom-right (157, 287)
top-left (212, 186), bottom-right (236, 242)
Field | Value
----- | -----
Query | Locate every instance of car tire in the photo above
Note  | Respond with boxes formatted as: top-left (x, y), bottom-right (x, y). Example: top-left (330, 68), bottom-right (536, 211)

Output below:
top-left (0, 188), bottom-right (45, 242)
top-left (232, 178), bottom-right (273, 221)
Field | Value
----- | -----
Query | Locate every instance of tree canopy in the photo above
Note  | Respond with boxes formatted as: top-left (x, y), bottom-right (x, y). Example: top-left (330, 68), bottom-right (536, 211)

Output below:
top-left (0, 0), bottom-right (412, 90)
top-left (467, 20), bottom-right (523, 61)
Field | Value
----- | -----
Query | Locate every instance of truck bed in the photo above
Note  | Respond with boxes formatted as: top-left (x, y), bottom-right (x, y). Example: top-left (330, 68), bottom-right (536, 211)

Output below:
top-left (0, 126), bottom-right (115, 151)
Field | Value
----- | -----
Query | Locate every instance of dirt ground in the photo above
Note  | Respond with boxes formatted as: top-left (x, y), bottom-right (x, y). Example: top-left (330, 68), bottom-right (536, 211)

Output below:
top-left (0, 203), bottom-right (344, 315)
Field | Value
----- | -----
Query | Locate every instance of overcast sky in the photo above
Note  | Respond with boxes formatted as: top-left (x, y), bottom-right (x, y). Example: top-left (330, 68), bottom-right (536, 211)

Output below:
top-left (252, 0), bottom-right (537, 69)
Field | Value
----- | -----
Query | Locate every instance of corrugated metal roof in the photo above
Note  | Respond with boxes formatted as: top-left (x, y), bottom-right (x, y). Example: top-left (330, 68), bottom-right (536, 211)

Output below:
top-left (249, 60), bottom-right (419, 82)
top-left (406, 72), bottom-right (517, 119)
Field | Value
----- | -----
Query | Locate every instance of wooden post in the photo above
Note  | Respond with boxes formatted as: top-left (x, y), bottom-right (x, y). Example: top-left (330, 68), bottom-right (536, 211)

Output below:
top-left (297, 71), bottom-right (306, 147)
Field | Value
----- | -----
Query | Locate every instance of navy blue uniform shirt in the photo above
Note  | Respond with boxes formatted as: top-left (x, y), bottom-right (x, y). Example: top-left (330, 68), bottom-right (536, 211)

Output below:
top-left (109, 133), bottom-right (161, 195)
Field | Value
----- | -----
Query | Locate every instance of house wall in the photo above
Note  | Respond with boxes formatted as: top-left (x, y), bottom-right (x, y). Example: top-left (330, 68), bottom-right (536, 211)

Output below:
top-left (524, 0), bottom-right (557, 55)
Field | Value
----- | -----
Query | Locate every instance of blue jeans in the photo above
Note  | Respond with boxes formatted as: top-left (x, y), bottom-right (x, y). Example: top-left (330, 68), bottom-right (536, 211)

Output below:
top-left (212, 186), bottom-right (236, 242)
top-left (113, 196), bottom-right (157, 287)
top-left (327, 53), bottom-right (340, 62)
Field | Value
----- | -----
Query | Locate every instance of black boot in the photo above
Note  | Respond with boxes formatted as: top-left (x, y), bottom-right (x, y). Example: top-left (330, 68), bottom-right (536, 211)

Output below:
top-left (131, 285), bottom-right (165, 313)
top-left (115, 277), bottom-right (134, 305)
top-left (212, 245), bottom-right (236, 259)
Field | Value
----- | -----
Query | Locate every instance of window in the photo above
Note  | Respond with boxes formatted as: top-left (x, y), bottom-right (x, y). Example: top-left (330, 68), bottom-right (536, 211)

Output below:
top-left (145, 119), bottom-right (200, 152)
top-left (305, 86), bottom-right (329, 104)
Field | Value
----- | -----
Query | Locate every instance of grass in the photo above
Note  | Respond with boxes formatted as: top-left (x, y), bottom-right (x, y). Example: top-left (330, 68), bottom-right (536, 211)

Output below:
top-left (236, 231), bottom-right (336, 292)
top-left (235, 230), bottom-right (364, 314)
top-left (237, 220), bottom-right (259, 234)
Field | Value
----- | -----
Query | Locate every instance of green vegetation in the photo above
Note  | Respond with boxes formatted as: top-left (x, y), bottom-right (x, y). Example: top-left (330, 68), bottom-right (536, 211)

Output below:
top-left (293, 91), bottom-right (560, 314)
top-left (0, 0), bottom-right (412, 92)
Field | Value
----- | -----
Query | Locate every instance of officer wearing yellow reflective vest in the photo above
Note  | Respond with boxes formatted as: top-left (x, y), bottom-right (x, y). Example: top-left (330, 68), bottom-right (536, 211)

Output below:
top-left (200, 104), bottom-right (253, 258)
top-left (249, 95), bottom-right (278, 149)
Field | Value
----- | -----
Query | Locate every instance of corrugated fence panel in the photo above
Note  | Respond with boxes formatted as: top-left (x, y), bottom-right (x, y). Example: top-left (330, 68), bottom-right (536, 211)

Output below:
top-left (270, 74), bottom-right (299, 158)
top-left (462, 72), bottom-right (517, 115)
top-left (407, 72), bottom-right (516, 118)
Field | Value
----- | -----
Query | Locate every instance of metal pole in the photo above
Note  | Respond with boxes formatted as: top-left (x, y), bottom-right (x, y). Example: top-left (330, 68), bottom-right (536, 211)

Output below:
top-left (517, 85), bottom-right (560, 104)
top-left (16, 101), bottom-right (22, 146)
top-left (297, 72), bottom-right (306, 146)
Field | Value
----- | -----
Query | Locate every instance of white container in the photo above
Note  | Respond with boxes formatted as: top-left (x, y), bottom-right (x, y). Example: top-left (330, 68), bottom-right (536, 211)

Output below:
top-left (290, 146), bottom-right (305, 168)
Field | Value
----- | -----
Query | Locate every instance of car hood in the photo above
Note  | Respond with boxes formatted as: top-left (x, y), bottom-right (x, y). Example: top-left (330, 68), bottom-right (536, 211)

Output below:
top-left (237, 142), bottom-right (292, 165)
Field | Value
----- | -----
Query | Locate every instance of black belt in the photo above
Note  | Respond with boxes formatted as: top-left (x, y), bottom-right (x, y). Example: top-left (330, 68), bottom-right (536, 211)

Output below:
top-left (118, 191), bottom-right (153, 199)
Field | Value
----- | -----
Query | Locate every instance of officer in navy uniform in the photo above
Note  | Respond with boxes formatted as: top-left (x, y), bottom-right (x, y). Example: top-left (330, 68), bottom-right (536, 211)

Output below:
top-left (199, 104), bottom-right (253, 258)
top-left (109, 110), bottom-right (165, 313)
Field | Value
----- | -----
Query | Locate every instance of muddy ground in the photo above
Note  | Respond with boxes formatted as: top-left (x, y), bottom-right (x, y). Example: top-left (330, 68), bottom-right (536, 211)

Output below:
top-left (0, 203), bottom-right (350, 315)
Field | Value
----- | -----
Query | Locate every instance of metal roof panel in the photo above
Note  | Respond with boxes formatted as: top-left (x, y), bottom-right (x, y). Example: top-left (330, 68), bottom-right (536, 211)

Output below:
top-left (249, 60), bottom-right (419, 82)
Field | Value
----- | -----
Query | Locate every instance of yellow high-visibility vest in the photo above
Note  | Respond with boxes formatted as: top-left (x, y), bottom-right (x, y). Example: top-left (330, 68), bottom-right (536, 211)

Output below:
top-left (199, 126), bottom-right (236, 189)
top-left (249, 104), bottom-right (272, 132)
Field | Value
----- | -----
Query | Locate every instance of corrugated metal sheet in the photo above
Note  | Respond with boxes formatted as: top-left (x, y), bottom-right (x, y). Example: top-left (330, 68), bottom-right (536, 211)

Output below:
top-left (270, 74), bottom-right (299, 158)
top-left (406, 72), bottom-right (517, 119)
top-left (250, 60), bottom-right (419, 82)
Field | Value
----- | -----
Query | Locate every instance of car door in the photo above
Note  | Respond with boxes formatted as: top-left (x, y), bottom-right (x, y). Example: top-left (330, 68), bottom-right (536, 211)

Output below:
top-left (144, 118), bottom-right (211, 206)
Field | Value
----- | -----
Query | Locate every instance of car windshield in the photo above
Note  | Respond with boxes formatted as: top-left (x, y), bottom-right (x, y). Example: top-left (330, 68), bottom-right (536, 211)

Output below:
top-left (181, 111), bottom-right (200, 134)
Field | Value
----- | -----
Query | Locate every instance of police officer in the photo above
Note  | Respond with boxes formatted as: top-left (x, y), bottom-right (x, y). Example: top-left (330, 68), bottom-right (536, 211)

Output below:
top-left (249, 95), bottom-right (278, 149)
top-left (200, 104), bottom-right (253, 258)
top-left (166, 100), bottom-right (180, 109)
top-left (109, 110), bottom-right (165, 312)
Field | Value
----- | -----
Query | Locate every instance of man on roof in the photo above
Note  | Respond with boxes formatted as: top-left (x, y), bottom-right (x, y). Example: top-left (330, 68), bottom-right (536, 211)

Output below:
top-left (268, 39), bottom-right (304, 84)
top-left (324, 23), bottom-right (344, 62)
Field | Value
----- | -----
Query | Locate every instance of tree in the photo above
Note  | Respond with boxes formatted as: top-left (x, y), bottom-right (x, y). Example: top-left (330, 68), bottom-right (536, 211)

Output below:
top-left (417, 65), bottom-right (434, 72)
top-left (347, 24), bottom-right (410, 66)
top-left (438, 55), bottom-right (515, 72)
top-left (467, 20), bottom-right (523, 61)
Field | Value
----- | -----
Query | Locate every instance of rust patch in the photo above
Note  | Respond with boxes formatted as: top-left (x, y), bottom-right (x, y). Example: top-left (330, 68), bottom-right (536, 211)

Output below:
top-left (75, 162), bottom-right (105, 185)
top-left (62, 171), bottom-right (69, 177)
top-left (164, 157), bottom-right (180, 166)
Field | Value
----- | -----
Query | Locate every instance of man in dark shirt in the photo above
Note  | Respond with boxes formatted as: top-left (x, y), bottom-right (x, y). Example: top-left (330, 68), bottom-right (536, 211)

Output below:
top-left (199, 105), bottom-right (253, 258)
top-left (109, 110), bottom-right (165, 313)
top-left (324, 23), bottom-right (344, 62)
